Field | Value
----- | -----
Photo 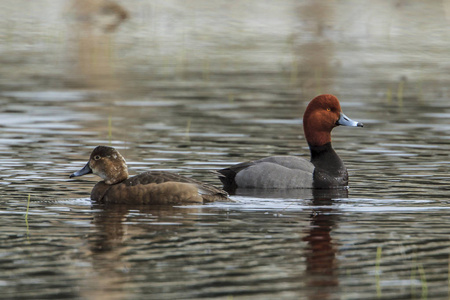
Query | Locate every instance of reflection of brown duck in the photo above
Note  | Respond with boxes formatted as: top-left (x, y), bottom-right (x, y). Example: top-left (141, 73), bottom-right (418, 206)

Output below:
top-left (89, 204), bottom-right (203, 252)
top-left (70, 0), bottom-right (129, 33)
top-left (82, 204), bottom-right (203, 299)
top-left (70, 146), bottom-right (230, 204)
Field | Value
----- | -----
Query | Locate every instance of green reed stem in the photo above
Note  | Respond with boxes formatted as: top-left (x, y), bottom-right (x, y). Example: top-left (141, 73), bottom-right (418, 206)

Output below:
top-left (375, 246), bottom-right (382, 298)
top-left (417, 263), bottom-right (428, 299)
top-left (386, 87), bottom-right (392, 104)
top-left (411, 254), bottom-right (417, 298)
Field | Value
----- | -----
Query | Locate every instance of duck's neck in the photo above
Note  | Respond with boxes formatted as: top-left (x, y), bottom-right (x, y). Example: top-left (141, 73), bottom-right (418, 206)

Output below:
top-left (309, 142), bottom-right (348, 187)
top-left (104, 166), bottom-right (129, 185)
top-left (304, 130), bottom-right (331, 148)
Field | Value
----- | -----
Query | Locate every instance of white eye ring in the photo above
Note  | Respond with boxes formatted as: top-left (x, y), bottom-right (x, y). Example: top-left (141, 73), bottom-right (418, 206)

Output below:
top-left (94, 155), bottom-right (101, 160)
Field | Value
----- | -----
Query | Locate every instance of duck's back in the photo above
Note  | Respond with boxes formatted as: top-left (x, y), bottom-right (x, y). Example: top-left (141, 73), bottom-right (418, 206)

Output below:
top-left (91, 171), bottom-right (229, 204)
top-left (218, 156), bottom-right (314, 190)
top-left (130, 171), bottom-right (229, 202)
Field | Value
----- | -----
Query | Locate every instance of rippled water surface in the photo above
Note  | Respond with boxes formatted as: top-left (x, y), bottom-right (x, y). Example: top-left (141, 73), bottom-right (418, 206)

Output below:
top-left (1, 1), bottom-right (450, 299)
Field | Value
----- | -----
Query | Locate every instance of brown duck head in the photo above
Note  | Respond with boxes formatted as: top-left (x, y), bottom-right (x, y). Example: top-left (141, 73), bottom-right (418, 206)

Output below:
top-left (70, 146), bottom-right (129, 185)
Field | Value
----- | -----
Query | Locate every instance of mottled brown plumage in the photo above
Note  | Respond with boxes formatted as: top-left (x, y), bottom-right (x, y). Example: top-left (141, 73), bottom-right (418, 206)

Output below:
top-left (70, 146), bottom-right (230, 204)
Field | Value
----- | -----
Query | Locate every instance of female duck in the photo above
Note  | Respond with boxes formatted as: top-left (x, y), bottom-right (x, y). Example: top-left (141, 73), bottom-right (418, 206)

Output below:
top-left (217, 94), bottom-right (363, 190)
top-left (70, 146), bottom-right (229, 204)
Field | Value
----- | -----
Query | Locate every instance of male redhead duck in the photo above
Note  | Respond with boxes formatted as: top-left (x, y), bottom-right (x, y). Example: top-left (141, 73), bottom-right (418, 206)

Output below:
top-left (70, 146), bottom-right (229, 204)
top-left (217, 94), bottom-right (363, 190)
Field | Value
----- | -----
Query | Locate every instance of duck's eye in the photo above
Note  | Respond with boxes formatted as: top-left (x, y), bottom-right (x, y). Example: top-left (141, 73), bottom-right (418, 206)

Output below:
top-left (94, 155), bottom-right (101, 160)
top-left (326, 108), bottom-right (331, 112)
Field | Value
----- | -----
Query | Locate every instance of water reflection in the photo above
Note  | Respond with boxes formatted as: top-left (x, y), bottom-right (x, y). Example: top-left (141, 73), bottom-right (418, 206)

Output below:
top-left (89, 203), bottom-right (202, 252)
top-left (67, 0), bottom-right (128, 89)
top-left (84, 204), bottom-right (203, 299)
top-left (303, 189), bottom-right (346, 300)
top-left (84, 189), bottom-right (348, 299)
top-left (292, 1), bottom-right (335, 98)
top-left (231, 187), bottom-right (349, 200)
top-left (231, 187), bottom-right (315, 199)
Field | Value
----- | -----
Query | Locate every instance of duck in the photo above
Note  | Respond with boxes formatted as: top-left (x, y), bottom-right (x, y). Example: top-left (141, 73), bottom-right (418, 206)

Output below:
top-left (217, 94), bottom-right (363, 190)
top-left (70, 146), bottom-right (230, 204)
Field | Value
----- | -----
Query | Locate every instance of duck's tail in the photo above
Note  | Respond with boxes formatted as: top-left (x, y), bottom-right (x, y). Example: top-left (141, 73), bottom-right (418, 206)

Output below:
top-left (197, 183), bottom-right (232, 202)
top-left (214, 161), bottom-right (255, 193)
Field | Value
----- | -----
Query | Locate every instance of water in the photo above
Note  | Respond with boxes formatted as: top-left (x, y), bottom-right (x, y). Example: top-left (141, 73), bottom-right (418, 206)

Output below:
top-left (1, 0), bottom-right (450, 299)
